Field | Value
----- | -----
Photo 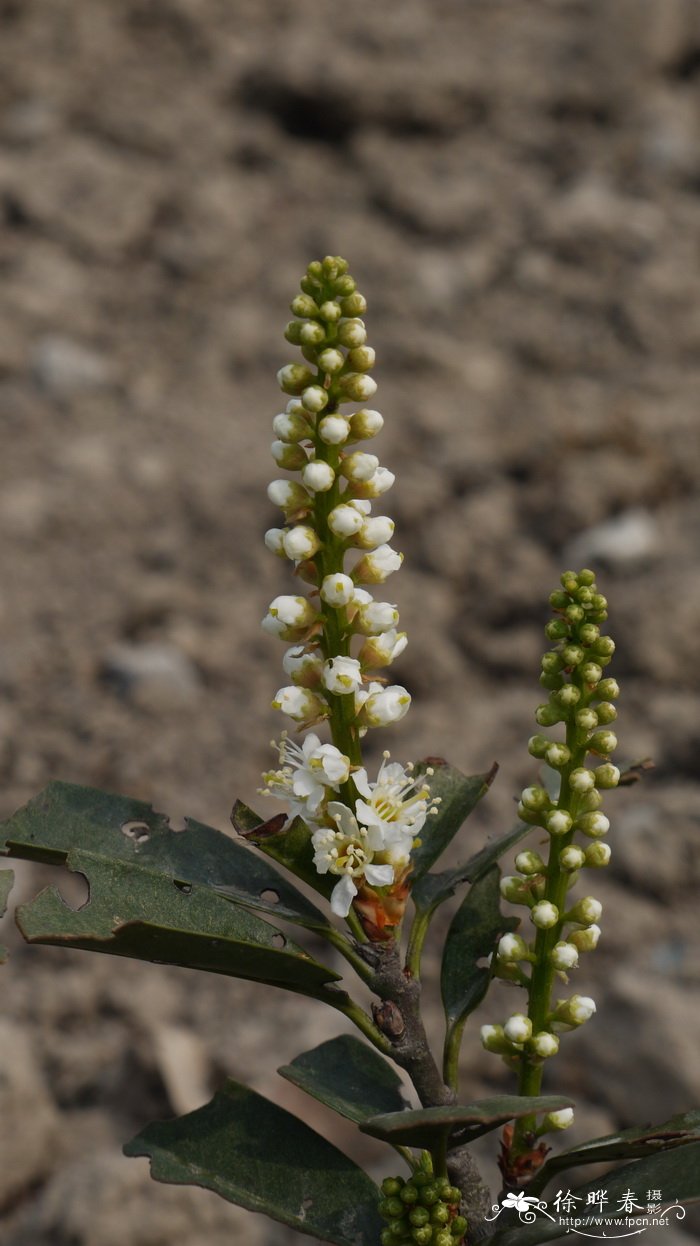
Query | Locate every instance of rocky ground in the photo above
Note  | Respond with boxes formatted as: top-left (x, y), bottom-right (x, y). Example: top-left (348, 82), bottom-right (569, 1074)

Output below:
top-left (1, 1), bottom-right (700, 1243)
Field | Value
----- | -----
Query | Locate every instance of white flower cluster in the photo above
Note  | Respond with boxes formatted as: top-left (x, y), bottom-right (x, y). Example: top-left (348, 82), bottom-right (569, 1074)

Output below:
top-left (262, 742), bottom-right (437, 916)
top-left (262, 256), bottom-right (409, 738)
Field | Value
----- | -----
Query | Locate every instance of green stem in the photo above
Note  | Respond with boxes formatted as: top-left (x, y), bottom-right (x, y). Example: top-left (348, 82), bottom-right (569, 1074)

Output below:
top-left (512, 685), bottom-right (591, 1152)
top-left (405, 906), bottom-right (430, 979)
top-left (442, 1018), bottom-right (466, 1095)
top-left (322, 926), bottom-right (374, 981)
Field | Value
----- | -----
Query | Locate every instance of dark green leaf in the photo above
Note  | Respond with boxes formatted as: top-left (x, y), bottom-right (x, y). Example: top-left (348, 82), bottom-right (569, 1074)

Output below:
top-left (278, 1035), bottom-right (409, 1124)
top-left (16, 847), bottom-right (342, 1001)
top-left (409, 761), bottom-right (497, 881)
top-left (441, 867), bottom-right (517, 1044)
top-left (411, 822), bottom-right (532, 923)
top-left (1, 781), bottom-right (330, 931)
top-left (233, 799), bottom-right (336, 902)
top-left (528, 1109), bottom-right (700, 1195)
top-left (124, 1078), bottom-right (381, 1246)
top-left (0, 868), bottom-right (13, 963)
top-left (360, 1096), bottom-right (574, 1148)
top-left (485, 1140), bottom-right (700, 1245)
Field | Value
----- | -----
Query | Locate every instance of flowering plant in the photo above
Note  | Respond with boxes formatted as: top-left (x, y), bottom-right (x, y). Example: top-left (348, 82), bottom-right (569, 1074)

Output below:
top-left (1, 257), bottom-right (698, 1245)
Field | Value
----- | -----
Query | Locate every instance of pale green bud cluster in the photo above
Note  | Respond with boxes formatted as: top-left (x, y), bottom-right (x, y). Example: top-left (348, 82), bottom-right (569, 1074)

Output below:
top-left (263, 258), bottom-right (408, 745)
top-left (378, 1165), bottom-right (467, 1246)
top-left (483, 571), bottom-right (620, 1108)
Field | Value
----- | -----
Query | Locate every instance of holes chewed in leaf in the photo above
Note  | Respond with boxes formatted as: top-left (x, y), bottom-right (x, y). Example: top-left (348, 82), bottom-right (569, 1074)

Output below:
top-left (260, 889), bottom-right (280, 904)
top-left (272, 933), bottom-right (286, 949)
top-left (121, 821), bottom-right (150, 844)
top-left (174, 880), bottom-right (192, 895)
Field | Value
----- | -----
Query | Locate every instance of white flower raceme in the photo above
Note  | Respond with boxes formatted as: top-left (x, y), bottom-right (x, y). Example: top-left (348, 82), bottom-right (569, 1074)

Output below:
top-left (312, 802), bottom-right (394, 917)
top-left (353, 755), bottom-right (434, 844)
top-left (261, 732), bottom-right (350, 818)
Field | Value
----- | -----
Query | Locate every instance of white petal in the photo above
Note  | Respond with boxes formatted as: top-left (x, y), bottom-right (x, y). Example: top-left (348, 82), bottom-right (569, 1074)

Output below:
top-left (326, 801), bottom-right (358, 838)
top-left (365, 864), bottom-right (395, 887)
top-left (352, 768), bottom-right (372, 799)
top-left (330, 874), bottom-right (357, 917)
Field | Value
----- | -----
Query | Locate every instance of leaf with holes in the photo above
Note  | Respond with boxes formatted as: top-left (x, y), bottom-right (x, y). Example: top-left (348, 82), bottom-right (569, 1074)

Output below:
top-left (359, 1096), bottom-right (574, 1149)
top-left (232, 799), bottom-right (335, 902)
top-left (0, 869), bottom-right (13, 963)
top-left (409, 761), bottom-right (498, 881)
top-left (278, 1035), bottom-right (409, 1124)
top-left (15, 848), bottom-right (343, 1001)
top-left (526, 1109), bottom-right (700, 1197)
top-left (441, 866), bottom-right (517, 1050)
top-left (124, 1078), bottom-right (381, 1246)
top-left (484, 1140), bottom-right (700, 1245)
top-left (0, 781), bottom-right (331, 931)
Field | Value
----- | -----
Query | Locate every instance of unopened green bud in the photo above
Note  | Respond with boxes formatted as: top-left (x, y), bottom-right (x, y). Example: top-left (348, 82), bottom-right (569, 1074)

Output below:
top-left (271, 440), bottom-right (307, 471)
top-left (595, 763), bottom-right (620, 789)
top-left (520, 785), bottom-right (551, 812)
top-left (589, 730), bottom-right (617, 755)
top-left (546, 809), bottom-right (573, 836)
top-left (301, 385), bottom-right (330, 415)
top-left (585, 841), bottom-right (611, 868)
top-left (451, 1216), bottom-right (468, 1237)
top-left (591, 593), bottom-right (607, 611)
top-left (565, 895), bottom-right (602, 925)
top-left (420, 1186), bottom-right (439, 1208)
top-left (349, 407), bottom-right (383, 439)
top-left (435, 1232), bottom-right (454, 1246)
top-left (380, 1230), bottom-right (397, 1246)
top-left (412, 1228), bottom-right (433, 1246)
top-left (339, 372), bottom-right (378, 402)
top-left (382, 1198), bottom-right (406, 1219)
top-left (541, 651), bottom-right (564, 674)
top-left (400, 1185), bottom-right (419, 1205)
top-left (273, 410), bottom-right (310, 443)
top-left (410, 1207), bottom-right (430, 1226)
top-left (277, 363), bottom-right (315, 395)
top-left (549, 590), bottom-right (570, 610)
top-left (319, 299), bottom-right (342, 321)
top-left (577, 568), bottom-right (596, 586)
top-left (551, 941), bottom-right (579, 970)
top-left (581, 661), bottom-right (603, 685)
top-left (569, 767), bottom-right (596, 793)
top-left (515, 849), bottom-right (546, 875)
top-left (431, 1205), bottom-right (450, 1226)
top-left (535, 702), bottom-right (563, 726)
top-left (596, 700), bottom-right (617, 724)
top-left (316, 348), bottom-right (344, 375)
top-left (597, 677), bottom-right (620, 700)
top-left (382, 1178), bottom-right (405, 1197)
top-left (545, 618), bottom-right (569, 641)
top-left (387, 1220), bottom-right (406, 1237)
top-left (531, 900), bottom-right (559, 929)
top-left (565, 603), bottom-right (585, 625)
top-left (299, 320), bottom-right (326, 346)
top-left (579, 623), bottom-right (600, 645)
top-left (545, 743), bottom-right (571, 769)
top-left (578, 787), bottom-right (603, 812)
top-left (542, 1108), bottom-right (574, 1132)
top-left (341, 291), bottom-right (367, 316)
top-left (576, 811), bottom-right (610, 838)
top-left (556, 684), bottom-right (581, 708)
top-left (337, 318), bottom-right (367, 348)
top-left (497, 933), bottom-right (532, 962)
top-left (480, 1023), bottom-right (512, 1053)
top-left (551, 994), bottom-right (596, 1029)
top-left (559, 845), bottom-right (585, 871)
top-left (561, 570), bottom-right (579, 591)
top-left (347, 345), bottom-right (376, 372)
top-left (561, 644), bottom-right (585, 667)
top-left (284, 319), bottom-right (303, 345)
top-left (528, 734), bottom-right (550, 759)
top-left (291, 293), bottom-right (320, 318)
top-left (530, 1031), bottom-right (560, 1059)
top-left (568, 924), bottom-right (601, 951)
top-left (504, 1013), bottom-right (533, 1044)
top-left (575, 707), bottom-right (599, 731)
top-left (592, 635), bottom-right (615, 658)
top-left (333, 274), bottom-right (355, 296)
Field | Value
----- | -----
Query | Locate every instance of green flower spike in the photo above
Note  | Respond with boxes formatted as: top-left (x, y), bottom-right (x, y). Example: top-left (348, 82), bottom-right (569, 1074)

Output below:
top-left (483, 569), bottom-right (620, 1155)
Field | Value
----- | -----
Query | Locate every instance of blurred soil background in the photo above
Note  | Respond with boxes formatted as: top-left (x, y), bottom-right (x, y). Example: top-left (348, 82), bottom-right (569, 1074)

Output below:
top-left (1, 1), bottom-right (700, 1243)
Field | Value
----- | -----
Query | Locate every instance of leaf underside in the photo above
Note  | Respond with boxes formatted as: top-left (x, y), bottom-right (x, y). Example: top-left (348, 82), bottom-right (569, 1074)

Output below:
top-left (125, 1078), bottom-right (382, 1246)
top-left (360, 1096), bottom-right (574, 1148)
top-left (529, 1108), bottom-right (700, 1195)
top-left (278, 1034), bottom-right (410, 1123)
top-left (1, 781), bottom-right (331, 931)
top-left (485, 1140), bottom-right (700, 1245)
top-left (0, 868), bottom-right (13, 963)
top-left (441, 866), bottom-right (518, 1045)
